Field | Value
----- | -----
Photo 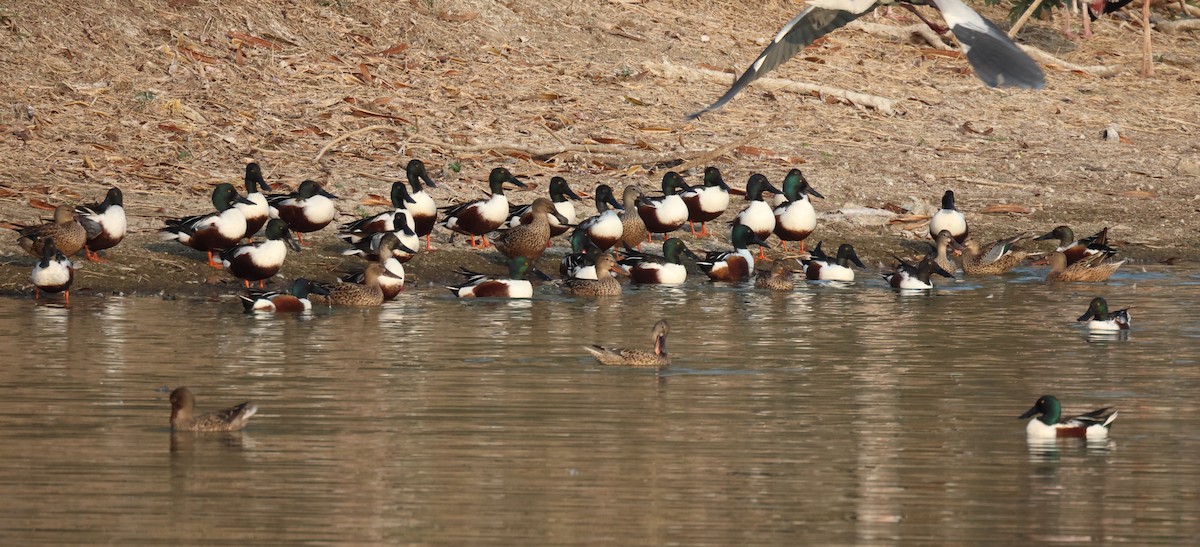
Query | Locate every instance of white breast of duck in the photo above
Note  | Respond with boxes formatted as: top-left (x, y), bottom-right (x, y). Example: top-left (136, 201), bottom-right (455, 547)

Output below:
top-left (812, 261), bottom-right (854, 282)
top-left (501, 279), bottom-right (534, 298)
top-left (634, 262), bottom-right (687, 285)
top-left (197, 209), bottom-right (249, 243)
top-left (93, 205), bottom-right (127, 240)
top-left (687, 186), bottom-right (730, 214)
top-left (449, 194), bottom-right (509, 231)
top-left (897, 274), bottom-right (934, 290)
top-left (930, 210), bottom-right (966, 240)
top-left (409, 191), bottom-right (436, 220)
top-left (649, 194), bottom-right (688, 225)
top-left (301, 195), bottom-right (337, 225)
top-left (379, 258), bottom-right (406, 290)
top-left (32, 257), bottom-right (73, 288)
top-left (774, 196), bottom-right (816, 233)
top-left (237, 192), bottom-right (270, 223)
top-left (230, 239), bottom-right (289, 268)
top-left (554, 200), bottom-right (577, 228)
top-left (736, 201), bottom-right (776, 235)
top-left (584, 210), bottom-right (623, 239)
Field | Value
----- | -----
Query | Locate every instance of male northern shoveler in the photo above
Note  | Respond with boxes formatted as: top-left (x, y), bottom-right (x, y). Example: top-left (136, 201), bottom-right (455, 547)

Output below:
top-left (340, 233), bottom-right (407, 300)
top-left (698, 225), bottom-right (770, 282)
top-left (340, 181), bottom-right (416, 238)
top-left (932, 229), bottom-right (963, 276)
top-left (962, 233), bottom-right (1028, 275)
top-left (169, 386), bottom-right (258, 432)
top-left (75, 187), bottom-right (126, 261)
top-left (14, 205), bottom-right (87, 258)
top-left (220, 219), bottom-right (301, 288)
top-left (402, 159), bottom-right (439, 249)
top-left (620, 237), bottom-right (699, 285)
top-left (682, 167), bottom-right (731, 237)
top-left (685, 0), bottom-right (1043, 119)
top-left (31, 238), bottom-right (74, 303)
top-left (495, 197), bottom-right (570, 262)
top-left (440, 167), bottom-right (527, 248)
top-left (267, 180), bottom-right (338, 244)
top-left (561, 229), bottom-right (608, 280)
top-left (574, 184), bottom-right (625, 252)
top-left (239, 278), bottom-right (329, 313)
top-left (235, 163), bottom-right (272, 238)
top-left (1077, 296), bottom-right (1131, 332)
top-left (161, 183), bottom-right (253, 268)
top-left (772, 169), bottom-right (823, 253)
top-left (562, 254), bottom-right (625, 296)
top-left (1019, 395), bottom-right (1117, 439)
top-left (341, 224), bottom-right (419, 263)
top-left (508, 176), bottom-right (581, 238)
top-left (585, 319), bottom-right (670, 367)
top-left (1034, 225), bottom-right (1117, 266)
top-left (754, 260), bottom-right (797, 291)
top-left (802, 242), bottom-right (865, 282)
top-left (883, 255), bottom-right (954, 289)
top-left (448, 256), bottom-right (535, 298)
top-left (732, 174), bottom-right (782, 257)
top-left (929, 190), bottom-right (968, 244)
top-left (1046, 251), bottom-right (1123, 283)
top-left (618, 186), bottom-right (649, 250)
top-left (312, 262), bottom-right (395, 306)
top-left (637, 172), bottom-right (691, 240)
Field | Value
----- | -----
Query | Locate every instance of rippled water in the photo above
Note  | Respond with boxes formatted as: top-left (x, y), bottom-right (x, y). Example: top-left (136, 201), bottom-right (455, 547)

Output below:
top-left (1, 265), bottom-right (1199, 544)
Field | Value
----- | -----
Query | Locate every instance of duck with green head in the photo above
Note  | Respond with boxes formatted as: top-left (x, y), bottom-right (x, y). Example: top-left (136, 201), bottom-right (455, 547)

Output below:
top-left (440, 167), bottom-right (527, 248)
top-left (698, 225), bottom-right (770, 282)
top-left (239, 278), bottom-right (329, 313)
top-left (75, 187), bottom-right (126, 261)
top-left (681, 166), bottom-right (731, 237)
top-left (1019, 395), bottom-right (1117, 439)
top-left (234, 163), bottom-right (272, 238)
top-left (508, 176), bottom-right (582, 237)
top-left (802, 242), bottom-right (865, 282)
top-left (267, 180), bottom-right (339, 244)
top-left (1077, 297), bottom-right (1130, 332)
top-left (574, 184), bottom-right (625, 252)
top-left (448, 256), bottom-right (535, 298)
top-left (220, 219), bottom-right (302, 288)
top-left (31, 238), bottom-right (74, 304)
top-left (636, 171), bottom-right (691, 240)
top-left (772, 169), bottom-right (823, 253)
top-left (161, 183), bottom-right (255, 268)
top-left (620, 237), bottom-right (700, 285)
top-left (402, 159), bottom-right (439, 249)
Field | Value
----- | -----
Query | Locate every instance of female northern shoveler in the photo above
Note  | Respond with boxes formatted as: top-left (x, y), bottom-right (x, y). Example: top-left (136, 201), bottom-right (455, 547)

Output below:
top-left (618, 186), bottom-right (649, 250)
top-left (340, 233), bottom-right (407, 300)
top-left (448, 256), bottom-right (535, 298)
top-left (235, 163), bottom-right (272, 238)
top-left (962, 233), bottom-right (1028, 275)
top-left (754, 260), bottom-right (797, 291)
top-left (698, 225), bottom-right (770, 282)
top-left (585, 319), bottom-right (670, 367)
top-left (495, 197), bottom-right (570, 262)
top-left (574, 184), bottom-right (624, 252)
top-left (161, 183), bottom-right (253, 268)
top-left (772, 169), bottom-right (823, 253)
top-left (732, 174), bottom-right (782, 257)
top-left (883, 256), bottom-right (954, 290)
top-left (1077, 297), bottom-right (1131, 332)
top-left (1019, 395), bottom-right (1117, 439)
top-left (508, 176), bottom-right (581, 238)
top-left (1046, 251), bottom-right (1124, 283)
top-left (620, 237), bottom-right (699, 285)
top-left (220, 219), bottom-right (301, 288)
top-left (562, 254), bottom-right (625, 296)
top-left (682, 166), bottom-right (731, 236)
top-left (75, 187), bottom-right (126, 261)
top-left (685, 0), bottom-right (1043, 119)
top-left (267, 180), bottom-right (338, 244)
top-left (31, 238), bottom-right (74, 303)
top-left (170, 386), bottom-right (258, 432)
top-left (1035, 225), bottom-right (1117, 266)
top-left (239, 278), bottom-right (329, 313)
top-left (637, 171), bottom-right (691, 240)
top-left (14, 205), bottom-right (87, 258)
top-left (341, 223), bottom-right (419, 263)
top-left (932, 229), bottom-right (962, 276)
top-left (929, 190), bottom-right (968, 244)
top-left (802, 242), bottom-right (865, 282)
top-left (440, 167), bottom-right (527, 248)
top-left (403, 159), bottom-right (439, 250)
top-left (312, 262), bottom-right (396, 306)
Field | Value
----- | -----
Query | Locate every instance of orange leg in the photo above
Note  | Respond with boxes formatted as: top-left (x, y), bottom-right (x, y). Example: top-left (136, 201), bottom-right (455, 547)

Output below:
top-left (85, 248), bottom-right (109, 263)
top-left (699, 223), bottom-right (709, 237)
top-left (258, 280), bottom-right (265, 289)
top-left (425, 234), bottom-right (434, 251)
top-left (64, 290), bottom-right (69, 304)
top-left (34, 289), bottom-right (40, 302)
top-left (798, 241), bottom-right (807, 254)
top-left (646, 233), bottom-right (653, 243)
top-left (469, 235), bottom-right (479, 248)
top-left (295, 232), bottom-right (314, 247)
top-left (758, 247), bottom-right (765, 259)
top-left (689, 222), bottom-right (697, 236)
top-left (780, 241), bottom-right (790, 251)
top-left (481, 234), bottom-right (491, 248)
top-left (207, 252), bottom-right (224, 269)
top-left (243, 280), bottom-right (251, 289)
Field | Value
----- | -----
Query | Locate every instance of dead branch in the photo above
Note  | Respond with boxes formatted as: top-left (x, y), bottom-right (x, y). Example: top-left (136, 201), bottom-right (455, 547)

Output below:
top-left (1020, 45), bottom-right (1124, 77)
top-left (846, 20), bottom-right (952, 50)
top-left (1008, 0), bottom-right (1048, 38)
top-left (1142, 0), bottom-right (1154, 77)
top-left (1156, 19), bottom-right (1200, 34)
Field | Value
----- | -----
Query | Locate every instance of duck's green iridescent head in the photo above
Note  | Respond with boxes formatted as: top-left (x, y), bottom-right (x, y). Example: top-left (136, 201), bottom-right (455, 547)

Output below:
top-left (1019, 395), bottom-right (1062, 425)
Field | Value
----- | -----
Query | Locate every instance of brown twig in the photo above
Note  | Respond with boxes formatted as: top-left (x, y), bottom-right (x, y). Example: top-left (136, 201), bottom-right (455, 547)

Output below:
top-left (1008, 0), bottom-right (1047, 38)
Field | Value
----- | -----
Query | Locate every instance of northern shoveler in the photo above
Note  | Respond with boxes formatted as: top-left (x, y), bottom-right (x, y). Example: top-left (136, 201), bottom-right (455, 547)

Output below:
top-left (929, 190), bottom-right (968, 244)
top-left (338, 183), bottom-right (421, 262)
top-left (561, 229), bottom-right (609, 280)
top-left (754, 260), bottom-right (797, 291)
top-left (620, 237), bottom-right (699, 285)
top-left (75, 187), bottom-right (126, 261)
top-left (584, 319), bottom-right (670, 367)
top-left (495, 197), bottom-right (570, 262)
top-left (883, 255), bottom-right (954, 289)
top-left (440, 167), bottom-right (527, 248)
top-left (403, 159), bottom-right (439, 250)
top-left (508, 176), bottom-right (581, 238)
top-left (685, 0), bottom-right (1043, 119)
top-left (637, 172), bottom-right (691, 240)
top-left (1019, 395), bottom-right (1117, 439)
top-left (220, 219), bottom-right (301, 288)
top-left (1034, 225), bottom-right (1117, 266)
top-left (1077, 296), bottom-right (1131, 332)
top-left (618, 186), bottom-right (649, 250)
top-left (562, 254), bottom-right (625, 296)
top-left (698, 225), bottom-right (770, 282)
top-left (161, 183), bottom-right (253, 268)
top-left (1046, 251), bottom-right (1124, 283)
top-left (341, 224), bottom-right (419, 263)
top-left (312, 262), bottom-right (396, 306)
top-left (31, 238), bottom-right (74, 303)
top-left (772, 169), bottom-right (823, 253)
top-left (962, 233), bottom-right (1028, 275)
top-left (447, 256), bottom-right (535, 298)
top-left (14, 205), bottom-right (87, 258)
top-left (235, 163), bottom-right (272, 238)
top-left (239, 278), bottom-right (329, 313)
top-left (267, 180), bottom-right (338, 244)
top-left (340, 233), bottom-right (407, 300)
top-left (574, 184), bottom-right (625, 252)
top-left (682, 166), bottom-right (731, 236)
top-left (731, 174), bottom-right (781, 244)
top-left (169, 386), bottom-right (258, 432)
top-left (932, 229), bottom-right (963, 276)
top-left (802, 242), bottom-right (865, 282)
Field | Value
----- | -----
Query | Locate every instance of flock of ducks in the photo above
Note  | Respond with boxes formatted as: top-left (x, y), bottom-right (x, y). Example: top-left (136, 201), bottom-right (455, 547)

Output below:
top-left (6, 160), bottom-right (1132, 436)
